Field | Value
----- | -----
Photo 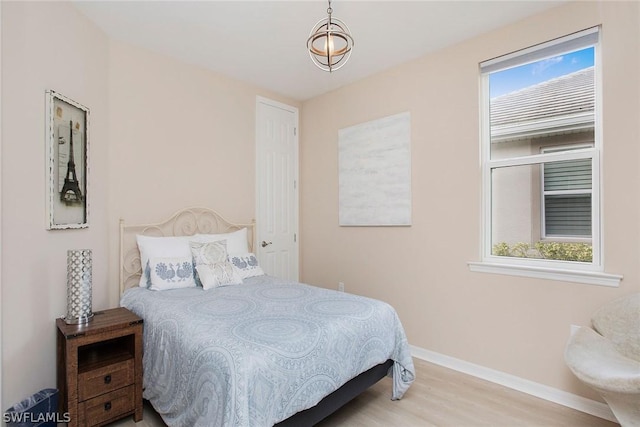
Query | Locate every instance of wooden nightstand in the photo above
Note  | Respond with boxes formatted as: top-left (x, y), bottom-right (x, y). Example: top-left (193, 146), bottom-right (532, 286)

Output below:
top-left (56, 307), bottom-right (143, 427)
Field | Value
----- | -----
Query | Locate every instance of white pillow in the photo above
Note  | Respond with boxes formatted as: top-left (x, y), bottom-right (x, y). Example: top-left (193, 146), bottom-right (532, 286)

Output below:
top-left (195, 263), bottom-right (243, 290)
top-left (190, 240), bottom-right (242, 289)
top-left (229, 253), bottom-right (265, 279)
top-left (190, 240), bottom-right (228, 265)
top-left (135, 229), bottom-right (249, 288)
top-left (148, 257), bottom-right (197, 291)
top-left (195, 228), bottom-right (249, 256)
top-left (136, 235), bottom-right (193, 288)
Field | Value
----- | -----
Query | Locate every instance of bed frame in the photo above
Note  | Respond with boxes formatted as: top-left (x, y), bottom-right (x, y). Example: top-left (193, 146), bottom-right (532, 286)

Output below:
top-left (119, 207), bottom-right (256, 294)
top-left (119, 207), bottom-right (393, 425)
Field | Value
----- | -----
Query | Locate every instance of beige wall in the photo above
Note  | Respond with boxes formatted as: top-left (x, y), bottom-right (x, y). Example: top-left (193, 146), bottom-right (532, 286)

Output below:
top-left (300, 0), bottom-right (640, 401)
top-left (105, 40), bottom-right (299, 307)
top-left (1, 1), bottom-right (299, 410)
top-left (1, 1), bottom-right (110, 408)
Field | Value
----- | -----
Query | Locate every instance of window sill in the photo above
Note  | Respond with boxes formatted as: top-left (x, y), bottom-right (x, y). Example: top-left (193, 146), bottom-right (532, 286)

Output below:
top-left (467, 261), bottom-right (622, 287)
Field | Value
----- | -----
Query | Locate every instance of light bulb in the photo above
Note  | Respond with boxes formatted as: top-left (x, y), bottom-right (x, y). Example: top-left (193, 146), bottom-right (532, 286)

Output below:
top-left (324, 34), bottom-right (334, 55)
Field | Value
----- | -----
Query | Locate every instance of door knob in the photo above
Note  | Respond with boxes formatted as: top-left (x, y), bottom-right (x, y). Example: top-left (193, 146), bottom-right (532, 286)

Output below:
top-left (261, 241), bottom-right (272, 248)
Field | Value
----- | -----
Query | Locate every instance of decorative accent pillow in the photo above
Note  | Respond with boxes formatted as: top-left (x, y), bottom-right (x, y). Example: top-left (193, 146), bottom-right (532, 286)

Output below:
top-left (229, 253), bottom-right (265, 279)
top-left (136, 235), bottom-right (194, 288)
top-left (148, 257), bottom-right (197, 291)
top-left (195, 228), bottom-right (249, 256)
top-left (195, 263), bottom-right (242, 290)
top-left (190, 240), bottom-right (242, 289)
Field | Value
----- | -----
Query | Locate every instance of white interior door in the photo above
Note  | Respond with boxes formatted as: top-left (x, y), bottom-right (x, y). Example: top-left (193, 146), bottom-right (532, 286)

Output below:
top-left (255, 97), bottom-right (299, 280)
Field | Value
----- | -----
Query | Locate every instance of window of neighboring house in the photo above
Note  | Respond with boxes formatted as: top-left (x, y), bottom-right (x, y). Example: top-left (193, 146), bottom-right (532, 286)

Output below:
top-left (469, 27), bottom-right (620, 286)
top-left (541, 144), bottom-right (593, 240)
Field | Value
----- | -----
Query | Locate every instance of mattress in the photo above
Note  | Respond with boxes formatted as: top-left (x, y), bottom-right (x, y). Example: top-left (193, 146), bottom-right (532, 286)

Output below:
top-left (120, 275), bottom-right (415, 426)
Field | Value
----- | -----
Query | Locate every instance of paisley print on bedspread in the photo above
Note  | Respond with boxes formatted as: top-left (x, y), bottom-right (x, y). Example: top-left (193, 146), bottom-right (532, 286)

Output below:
top-left (120, 275), bottom-right (415, 427)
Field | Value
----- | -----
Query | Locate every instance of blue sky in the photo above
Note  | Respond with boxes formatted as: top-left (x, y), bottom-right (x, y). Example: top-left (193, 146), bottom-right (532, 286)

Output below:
top-left (490, 47), bottom-right (594, 98)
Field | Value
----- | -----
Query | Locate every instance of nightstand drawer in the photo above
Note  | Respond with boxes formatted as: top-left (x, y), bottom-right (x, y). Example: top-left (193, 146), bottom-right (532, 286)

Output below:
top-left (78, 359), bottom-right (134, 401)
top-left (80, 385), bottom-right (134, 426)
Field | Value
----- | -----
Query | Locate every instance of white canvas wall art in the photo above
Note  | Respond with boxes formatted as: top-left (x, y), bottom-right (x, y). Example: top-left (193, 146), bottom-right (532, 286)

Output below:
top-left (339, 112), bottom-right (411, 226)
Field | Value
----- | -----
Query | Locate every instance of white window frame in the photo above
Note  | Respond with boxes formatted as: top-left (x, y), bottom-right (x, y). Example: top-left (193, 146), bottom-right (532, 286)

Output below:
top-left (468, 26), bottom-right (622, 287)
top-left (540, 143), bottom-right (594, 242)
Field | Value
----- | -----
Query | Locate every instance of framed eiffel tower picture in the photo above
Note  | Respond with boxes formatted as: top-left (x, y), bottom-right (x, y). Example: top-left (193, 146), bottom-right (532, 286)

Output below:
top-left (46, 90), bottom-right (89, 230)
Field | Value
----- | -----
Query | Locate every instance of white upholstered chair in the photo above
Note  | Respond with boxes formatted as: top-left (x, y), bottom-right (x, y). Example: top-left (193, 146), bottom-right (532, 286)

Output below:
top-left (564, 293), bottom-right (640, 427)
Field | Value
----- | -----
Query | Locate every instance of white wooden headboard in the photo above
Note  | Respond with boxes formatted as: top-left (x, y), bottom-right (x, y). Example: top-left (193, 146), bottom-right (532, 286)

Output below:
top-left (119, 207), bottom-right (255, 295)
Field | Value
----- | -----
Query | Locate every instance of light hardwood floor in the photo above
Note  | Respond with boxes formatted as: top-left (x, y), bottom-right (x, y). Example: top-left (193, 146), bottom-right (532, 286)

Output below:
top-left (113, 358), bottom-right (618, 426)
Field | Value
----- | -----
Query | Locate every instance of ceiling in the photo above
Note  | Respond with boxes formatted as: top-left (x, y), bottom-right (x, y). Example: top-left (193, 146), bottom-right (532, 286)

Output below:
top-left (72, 1), bottom-right (566, 101)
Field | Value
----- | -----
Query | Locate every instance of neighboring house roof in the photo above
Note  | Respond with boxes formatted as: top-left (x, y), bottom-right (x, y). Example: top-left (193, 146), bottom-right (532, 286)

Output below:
top-left (490, 66), bottom-right (594, 142)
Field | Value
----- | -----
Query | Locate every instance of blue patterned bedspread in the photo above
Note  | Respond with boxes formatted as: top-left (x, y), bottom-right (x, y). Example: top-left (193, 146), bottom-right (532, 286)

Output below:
top-left (120, 275), bottom-right (415, 426)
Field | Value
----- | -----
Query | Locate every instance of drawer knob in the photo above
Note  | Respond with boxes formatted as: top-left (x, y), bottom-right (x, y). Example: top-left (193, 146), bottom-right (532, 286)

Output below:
top-left (104, 402), bottom-right (112, 411)
top-left (104, 374), bottom-right (112, 384)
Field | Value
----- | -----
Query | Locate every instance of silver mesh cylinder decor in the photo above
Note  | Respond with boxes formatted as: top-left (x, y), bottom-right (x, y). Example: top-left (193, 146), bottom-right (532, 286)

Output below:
top-left (65, 249), bottom-right (94, 324)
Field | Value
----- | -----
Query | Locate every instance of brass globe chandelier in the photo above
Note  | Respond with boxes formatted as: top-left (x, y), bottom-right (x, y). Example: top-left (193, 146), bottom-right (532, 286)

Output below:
top-left (306, 0), bottom-right (354, 72)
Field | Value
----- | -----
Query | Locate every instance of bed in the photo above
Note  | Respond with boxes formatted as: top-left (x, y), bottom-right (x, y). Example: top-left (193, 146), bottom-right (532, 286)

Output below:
top-left (119, 207), bottom-right (415, 426)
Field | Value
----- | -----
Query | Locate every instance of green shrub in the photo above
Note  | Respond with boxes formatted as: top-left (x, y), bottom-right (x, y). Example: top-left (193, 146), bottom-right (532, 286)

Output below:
top-left (493, 242), bottom-right (511, 257)
top-left (492, 241), bottom-right (592, 262)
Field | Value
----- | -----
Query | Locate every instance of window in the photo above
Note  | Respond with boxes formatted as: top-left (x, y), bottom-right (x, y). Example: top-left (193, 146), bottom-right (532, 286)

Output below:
top-left (541, 145), bottom-right (593, 239)
top-left (469, 27), bottom-right (620, 286)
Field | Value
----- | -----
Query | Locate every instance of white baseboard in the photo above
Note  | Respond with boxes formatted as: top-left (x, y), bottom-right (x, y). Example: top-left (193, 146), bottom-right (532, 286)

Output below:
top-left (410, 345), bottom-right (617, 423)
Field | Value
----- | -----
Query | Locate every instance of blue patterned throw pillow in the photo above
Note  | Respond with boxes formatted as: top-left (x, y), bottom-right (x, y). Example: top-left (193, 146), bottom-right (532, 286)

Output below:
top-left (229, 253), bottom-right (265, 279)
top-left (148, 257), bottom-right (197, 291)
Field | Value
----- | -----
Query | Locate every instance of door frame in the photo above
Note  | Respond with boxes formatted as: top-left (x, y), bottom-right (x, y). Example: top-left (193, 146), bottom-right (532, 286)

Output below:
top-left (255, 96), bottom-right (300, 280)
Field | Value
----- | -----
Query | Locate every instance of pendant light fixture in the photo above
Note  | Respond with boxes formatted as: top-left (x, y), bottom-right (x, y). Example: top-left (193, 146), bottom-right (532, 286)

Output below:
top-left (307, 0), bottom-right (354, 72)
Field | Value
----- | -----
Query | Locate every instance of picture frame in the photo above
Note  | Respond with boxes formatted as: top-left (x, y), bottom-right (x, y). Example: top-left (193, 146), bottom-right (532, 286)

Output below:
top-left (46, 90), bottom-right (89, 230)
top-left (338, 112), bottom-right (412, 226)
